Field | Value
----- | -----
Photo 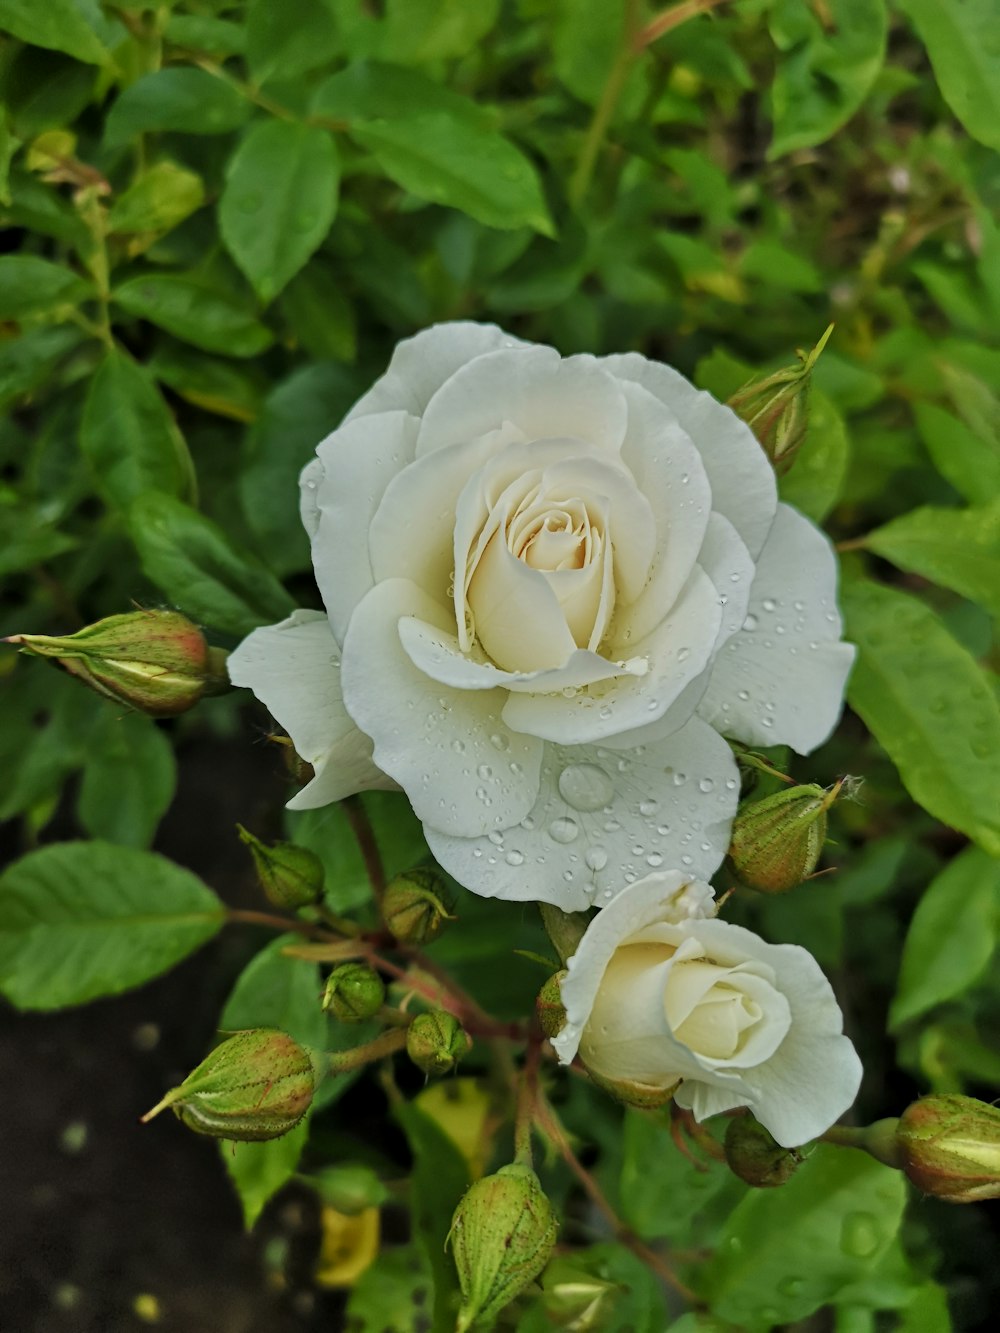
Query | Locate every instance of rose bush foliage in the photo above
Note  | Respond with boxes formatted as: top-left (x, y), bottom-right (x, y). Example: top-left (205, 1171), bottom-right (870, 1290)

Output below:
top-left (552, 871), bottom-right (862, 1147)
top-left (229, 323), bottom-right (855, 907)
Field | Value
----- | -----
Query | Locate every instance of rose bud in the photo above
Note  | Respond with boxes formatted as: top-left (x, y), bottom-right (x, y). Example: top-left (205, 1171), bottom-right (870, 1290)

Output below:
top-left (141, 1028), bottom-right (317, 1142)
top-left (381, 865), bottom-right (454, 944)
top-left (536, 971), bottom-right (568, 1040)
top-left (5, 609), bottom-right (229, 717)
top-left (322, 963), bottom-right (386, 1023)
top-left (727, 780), bottom-right (843, 894)
top-left (540, 1258), bottom-right (618, 1329)
top-left (310, 1164), bottom-right (389, 1216)
top-left (724, 1113), bottom-right (806, 1188)
top-left (406, 1010), bottom-right (471, 1077)
top-left (449, 1164), bottom-right (558, 1331)
top-left (236, 824), bottom-right (325, 910)
top-left (727, 325), bottom-right (833, 474)
top-left (896, 1094), bottom-right (1000, 1203)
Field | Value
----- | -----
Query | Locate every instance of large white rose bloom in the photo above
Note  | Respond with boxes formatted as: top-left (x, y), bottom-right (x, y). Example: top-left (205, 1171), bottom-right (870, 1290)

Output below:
top-left (552, 871), bottom-right (862, 1147)
top-left (229, 323), bottom-right (854, 908)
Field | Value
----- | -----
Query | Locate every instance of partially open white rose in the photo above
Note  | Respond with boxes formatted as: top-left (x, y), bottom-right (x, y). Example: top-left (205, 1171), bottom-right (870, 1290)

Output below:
top-left (552, 871), bottom-right (862, 1147)
top-left (229, 323), bottom-right (854, 908)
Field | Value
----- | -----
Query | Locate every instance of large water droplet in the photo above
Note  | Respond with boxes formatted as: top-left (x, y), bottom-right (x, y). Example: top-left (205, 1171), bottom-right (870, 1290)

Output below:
top-left (698, 778), bottom-right (714, 793)
top-left (549, 817), bottom-right (580, 844)
top-left (646, 853), bottom-right (664, 867)
top-left (558, 763), bottom-right (613, 812)
top-left (586, 847), bottom-right (608, 871)
top-left (840, 1211), bottom-right (880, 1259)
top-left (639, 799), bottom-right (658, 817)
top-left (505, 850), bottom-right (524, 866)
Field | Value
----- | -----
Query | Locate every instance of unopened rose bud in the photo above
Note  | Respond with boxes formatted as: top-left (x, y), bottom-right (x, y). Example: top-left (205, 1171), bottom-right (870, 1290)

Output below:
top-left (381, 866), bottom-right (454, 944)
top-left (541, 1258), bottom-right (618, 1329)
top-left (728, 780), bottom-right (843, 894)
top-left (310, 1164), bottom-right (388, 1216)
top-left (6, 610), bottom-right (228, 717)
top-left (724, 1113), bottom-right (805, 1188)
top-left (236, 825), bottom-right (325, 910)
top-left (536, 971), bottom-right (567, 1040)
top-left (141, 1028), bottom-right (317, 1142)
top-left (406, 1010), bottom-right (471, 1077)
top-left (449, 1164), bottom-right (558, 1331)
top-left (896, 1095), bottom-right (1000, 1203)
top-left (727, 325), bottom-right (833, 474)
top-left (322, 963), bottom-right (385, 1023)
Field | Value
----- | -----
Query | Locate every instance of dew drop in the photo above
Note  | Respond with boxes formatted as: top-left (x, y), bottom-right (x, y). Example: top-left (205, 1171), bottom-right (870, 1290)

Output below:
top-left (677, 646), bottom-right (690, 663)
top-left (840, 1211), bottom-right (881, 1259)
top-left (639, 799), bottom-right (658, 816)
top-left (477, 764), bottom-right (493, 779)
top-left (762, 598), bottom-right (777, 612)
top-left (489, 732), bottom-right (510, 751)
top-left (743, 614), bottom-right (758, 632)
top-left (586, 847), bottom-right (608, 871)
top-left (671, 771), bottom-right (687, 787)
top-left (558, 763), bottom-right (613, 812)
top-left (451, 739), bottom-right (465, 753)
top-left (738, 689), bottom-right (750, 701)
top-left (646, 853), bottom-right (664, 867)
top-left (698, 778), bottom-right (714, 793)
top-left (488, 830), bottom-right (503, 846)
top-left (548, 817), bottom-right (580, 844)
top-left (505, 850), bottom-right (524, 867)
top-left (778, 1277), bottom-right (804, 1297)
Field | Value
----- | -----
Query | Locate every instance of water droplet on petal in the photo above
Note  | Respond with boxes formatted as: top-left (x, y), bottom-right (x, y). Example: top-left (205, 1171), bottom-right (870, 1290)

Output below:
top-left (743, 614), bottom-right (758, 632)
top-left (505, 850), bottom-right (524, 866)
top-left (698, 778), bottom-right (714, 793)
top-left (549, 817), bottom-right (580, 844)
top-left (762, 598), bottom-right (777, 612)
top-left (477, 764), bottom-right (493, 779)
top-left (586, 847), bottom-right (608, 871)
top-left (639, 799), bottom-right (658, 816)
top-left (558, 764), bottom-right (613, 812)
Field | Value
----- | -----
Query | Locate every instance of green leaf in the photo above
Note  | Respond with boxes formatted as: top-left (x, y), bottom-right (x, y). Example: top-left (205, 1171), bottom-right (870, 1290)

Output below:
top-left (0, 841), bottom-right (224, 1010)
top-left (222, 1120), bottom-right (309, 1230)
top-left (842, 578), bottom-right (1000, 857)
top-left (246, 0), bottom-right (341, 83)
top-left (280, 258), bottom-right (357, 362)
top-left (769, 0), bottom-right (888, 157)
top-left (552, 0), bottom-right (651, 118)
top-left (898, 0), bottom-right (1000, 150)
top-left (0, 255), bottom-right (90, 317)
top-left (0, 670), bottom-right (98, 822)
top-left (220, 119), bottom-right (339, 305)
top-left (113, 274), bottom-right (273, 358)
top-left (80, 350), bottom-right (196, 510)
top-left (866, 500), bottom-right (1000, 619)
top-left (77, 712), bottom-right (177, 850)
top-left (381, 0), bottom-right (501, 64)
top-left (314, 62), bottom-right (553, 234)
top-left (0, 0), bottom-right (114, 67)
top-left (164, 15), bottom-right (247, 59)
top-left (107, 161), bottom-right (206, 238)
top-left (240, 362), bottom-right (361, 576)
top-left (0, 325), bottom-right (82, 410)
top-left (702, 1145), bottom-right (907, 1328)
top-left (779, 389), bottom-right (850, 523)
top-left (149, 343), bottom-right (265, 424)
top-left (0, 500), bottom-right (78, 577)
top-left (104, 67), bottom-right (250, 145)
top-left (913, 401), bottom-right (1000, 506)
top-left (890, 846), bottom-right (1000, 1029)
top-left (345, 1246), bottom-right (434, 1332)
top-left (396, 1100), bottom-right (470, 1333)
top-left (129, 491), bottom-right (296, 637)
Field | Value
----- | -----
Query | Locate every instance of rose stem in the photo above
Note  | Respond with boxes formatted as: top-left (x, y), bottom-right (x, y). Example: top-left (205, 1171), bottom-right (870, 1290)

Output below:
top-left (328, 1027), bottom-right (408, 1074)
top-left (513, 1033), bottom-right (543, 1167)
top-left (226, 907), bottom-right (330, 940)
top-left (534, 1093), bottom-right (697, 1303)
top-left (342, 794), bottom-right (388, 908)
top-left (569, 0), bottom-right (642, 207)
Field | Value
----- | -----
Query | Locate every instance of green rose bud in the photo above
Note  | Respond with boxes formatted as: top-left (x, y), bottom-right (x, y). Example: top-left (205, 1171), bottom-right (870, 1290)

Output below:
top-left (322, 963), bottom-right (386, 1023)
top-left (381, 865), bottom-right (454, 944)
top-left (6, 610), bottom-right (229, 717)
top-left (727, 325), bottom-right (832, 475)
top-left (406, 1010), bottom-right (471, 1077)
top-left (449, 1164), bottom-right (558, 1331)
top-left (536, 971), bottom-right (568, 1041)
top-left (728, 780), bottom-right (843, 894)
top-left (724, 1113), bottom-right (806, 1188)
top-left (897, 1095), bottom-right (1000, 1203)
top-left (237, 825), bottom-right (325, 910)
top-left (141, 1028), bottom-right (317, 1142)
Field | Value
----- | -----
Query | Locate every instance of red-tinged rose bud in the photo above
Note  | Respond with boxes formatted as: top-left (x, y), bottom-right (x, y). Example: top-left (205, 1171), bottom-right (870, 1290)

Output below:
top-left (727, 326), bottom-right (833, 474)
top-left (896, 1095), bottom-right (1000, 1203)
top-left (536, 971), bottom-right (567, 1040)
top-left (725, 1113), bottom-right (806, 1188)
top-left (237, 825), bottom-right (325, 910)
top-left (406, 1010), bottom-right (471, 1077)
top-left (728, 780), bottom-right (844, 894)
top-left (449, 1164), bottom-right (558, 1331)
top-left (381, 865), bottom-right (454, 944)
top-left (141, 1028), bottom-right (318, 1142)
top-left (5, 610), bottom-right (229, 717)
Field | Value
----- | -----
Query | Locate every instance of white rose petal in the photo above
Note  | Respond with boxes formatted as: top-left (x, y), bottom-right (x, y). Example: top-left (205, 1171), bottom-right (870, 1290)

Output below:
top-left (554, 874), bottom-right (863, 1147)
top-left (232, 321), bottom-right (856, 910)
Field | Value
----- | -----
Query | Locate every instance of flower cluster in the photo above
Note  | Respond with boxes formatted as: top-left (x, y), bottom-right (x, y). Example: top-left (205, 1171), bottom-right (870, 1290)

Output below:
top-left (229, 322), bottom-right (861, 1143)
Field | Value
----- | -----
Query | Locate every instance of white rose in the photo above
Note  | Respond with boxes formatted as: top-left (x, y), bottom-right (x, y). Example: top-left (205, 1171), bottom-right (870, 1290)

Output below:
top-left (552, 871), bottom-right (862, 1147)
top-left (229, 323), bottom-right (854, 908)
